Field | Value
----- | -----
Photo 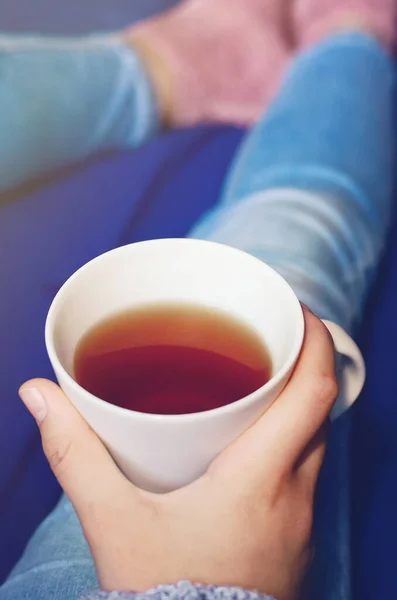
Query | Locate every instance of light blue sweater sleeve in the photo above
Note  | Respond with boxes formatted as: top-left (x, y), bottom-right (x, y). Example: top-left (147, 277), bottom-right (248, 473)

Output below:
top-left (0, 34), bottom-right (159, 192)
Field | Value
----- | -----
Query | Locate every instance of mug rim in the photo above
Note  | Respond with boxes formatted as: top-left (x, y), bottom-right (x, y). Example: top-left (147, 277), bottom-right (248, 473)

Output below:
top-left (45, 239), bottom-right (305, 424)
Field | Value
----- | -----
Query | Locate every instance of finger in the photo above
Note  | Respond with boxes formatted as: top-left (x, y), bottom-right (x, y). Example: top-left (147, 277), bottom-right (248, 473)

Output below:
top-left (295, 423), bottom-right (328, 493)
top-left (19, 379), bottom-right (132, 518)
top-left (267, 308), bottom-right (338, 466)
top-left (214, 308), bottom-right (338, 482)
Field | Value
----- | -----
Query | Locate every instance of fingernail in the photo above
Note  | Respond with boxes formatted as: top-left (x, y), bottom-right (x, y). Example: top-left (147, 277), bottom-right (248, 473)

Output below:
top-left (301, 303), bottom-right (313, 314)
top-left (19, 387), bottom-right (47, 423)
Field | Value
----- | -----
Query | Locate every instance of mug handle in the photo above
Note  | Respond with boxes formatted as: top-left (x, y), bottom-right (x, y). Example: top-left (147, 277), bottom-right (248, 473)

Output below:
top-left (321, 320), bottom-right (366, 420)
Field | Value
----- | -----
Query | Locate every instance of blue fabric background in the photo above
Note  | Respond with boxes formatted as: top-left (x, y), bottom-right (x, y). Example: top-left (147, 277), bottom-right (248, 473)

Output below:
top-left (0, 3), bottom-right (396, 600)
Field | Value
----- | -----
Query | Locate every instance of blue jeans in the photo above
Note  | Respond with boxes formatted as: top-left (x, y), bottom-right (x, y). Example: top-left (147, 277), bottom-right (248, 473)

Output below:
top-left (0, 33), bottom-right (394, 600)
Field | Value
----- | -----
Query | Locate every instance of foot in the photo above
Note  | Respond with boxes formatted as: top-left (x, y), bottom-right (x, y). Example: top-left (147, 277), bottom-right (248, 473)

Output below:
top-left (124, 0), bottom-right (292, 127)
top-left (294, 0), bottom-right (397, 51)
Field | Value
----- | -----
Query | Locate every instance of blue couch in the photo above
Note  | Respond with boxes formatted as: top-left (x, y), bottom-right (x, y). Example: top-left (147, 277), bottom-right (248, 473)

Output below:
top-left (1, 3), bottom-right (397, 600)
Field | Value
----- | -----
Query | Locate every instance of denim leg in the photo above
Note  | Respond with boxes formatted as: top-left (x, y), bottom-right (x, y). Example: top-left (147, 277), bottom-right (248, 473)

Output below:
top-left (0, 496), bottom-right (96, 600)
top-left (191, 33), bottom-right (395, 332)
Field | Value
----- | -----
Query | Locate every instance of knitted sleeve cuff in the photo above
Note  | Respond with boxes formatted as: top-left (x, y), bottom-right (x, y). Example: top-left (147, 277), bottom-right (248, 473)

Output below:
top-left (81, 581), bottom-right (277, 600)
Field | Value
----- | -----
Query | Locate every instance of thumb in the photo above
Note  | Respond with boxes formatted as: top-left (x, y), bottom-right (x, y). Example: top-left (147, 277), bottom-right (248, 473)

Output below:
top-left (19, 379), bottom-right (130, 519)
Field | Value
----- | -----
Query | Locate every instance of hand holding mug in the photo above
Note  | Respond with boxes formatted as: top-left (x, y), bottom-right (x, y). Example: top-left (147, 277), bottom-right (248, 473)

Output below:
top-left (21, 308), bottom-right (338, 600)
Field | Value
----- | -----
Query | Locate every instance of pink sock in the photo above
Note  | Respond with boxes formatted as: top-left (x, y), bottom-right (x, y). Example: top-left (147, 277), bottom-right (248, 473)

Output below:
top-left (130, 0), bottom-right (292, 127)
top-left (295, 0), bottom-right (397, 51)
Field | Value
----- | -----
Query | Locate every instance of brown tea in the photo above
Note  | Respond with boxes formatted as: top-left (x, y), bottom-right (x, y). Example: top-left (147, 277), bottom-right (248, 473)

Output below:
top-left (74, 303), bottom-right (272, 415)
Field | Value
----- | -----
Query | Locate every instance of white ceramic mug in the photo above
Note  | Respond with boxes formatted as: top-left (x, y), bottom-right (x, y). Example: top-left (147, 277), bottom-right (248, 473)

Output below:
top-left (45, 239), bottom-right (365, 493)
